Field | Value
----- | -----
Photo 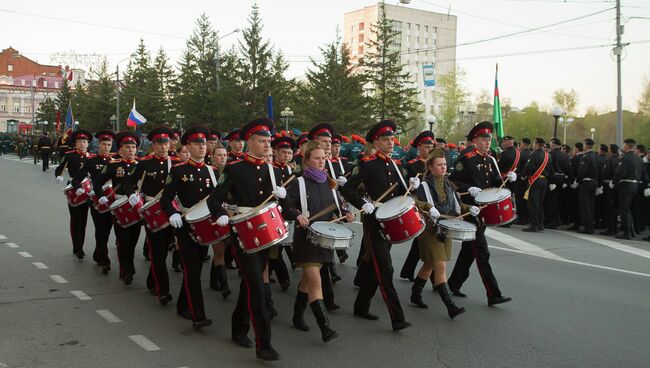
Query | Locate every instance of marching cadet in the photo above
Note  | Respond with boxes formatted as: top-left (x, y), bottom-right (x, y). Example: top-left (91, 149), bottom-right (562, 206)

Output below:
top-left (575, 138), bottom-right (600, 234)
top-left (340, 119), bottom-right (415, 331)
top-left (447, 121), bottom-right (514, 306)
top-left (37, 132), bottom-right (52, 171)
top-left (545, 138), bottom-right (571, 229)
top-left (224, 129), bottom-right (245, 162)
top-left (207, 118), bottom-right (285, 361)
top-left (130, 126), bottom-right (179, 305)
top-left (400, 130), bottom-right (435, 282)
top-left (599, 144), bottom-right (620, 235)
top-left (521, 138), bottom-right (551, 232)
top-left (204, 129), bottom-right (221, 165)
top-left (93, 131), bottom-right (142, 285)
top-left (161, 125), bottom-right (216, 330)
top-left (55, 130), bottom-right (94, 260)
top-left (611, 139), bottom-right (647, 239)
top-left (71, 130), bottom-right (116, 273)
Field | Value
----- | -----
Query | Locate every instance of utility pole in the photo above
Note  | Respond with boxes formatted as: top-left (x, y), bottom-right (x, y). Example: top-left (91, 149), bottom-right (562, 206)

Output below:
top-left (615, 0), bottom-right (623, 147)
top-left (116, 64), bottom-right (121, 131)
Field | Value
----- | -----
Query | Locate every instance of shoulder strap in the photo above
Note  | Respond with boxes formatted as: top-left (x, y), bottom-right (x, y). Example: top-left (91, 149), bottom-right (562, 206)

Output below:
top-left (267, 163), bottom-right (277, 188)
top-left (206, 165), bottom-right (217, 188)
top-left (391, 159), bottom-right (408, 191)
top-left (297, 177), bottom-right (309, 216)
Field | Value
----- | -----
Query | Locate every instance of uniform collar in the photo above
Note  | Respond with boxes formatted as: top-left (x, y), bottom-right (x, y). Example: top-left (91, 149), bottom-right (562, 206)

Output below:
top-left (376, 151), bottom-right (392, 162)
top-left (244, 153), bottom-right (266, 165)
top-left (188, 158), bottom-right (205, 168)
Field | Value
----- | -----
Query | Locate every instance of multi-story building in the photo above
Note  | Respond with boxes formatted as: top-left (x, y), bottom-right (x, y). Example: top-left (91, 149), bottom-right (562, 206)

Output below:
top-left (344, 2), bottom-right (457, 124)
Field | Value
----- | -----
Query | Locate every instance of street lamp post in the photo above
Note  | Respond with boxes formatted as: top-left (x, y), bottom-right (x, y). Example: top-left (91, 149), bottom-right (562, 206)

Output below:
top-left (280, 107), bottom-right (294, 132)
top-left (590, 127), bottom-right (596, 140)
top-left (551, 106), bottom-right (563, 139)
top-left (427, 115), bottom-right (436, 132)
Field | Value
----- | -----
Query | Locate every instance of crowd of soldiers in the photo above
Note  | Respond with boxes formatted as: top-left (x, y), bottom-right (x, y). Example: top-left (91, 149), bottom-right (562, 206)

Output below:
top-left (10, 117), bottom-right (648, 361)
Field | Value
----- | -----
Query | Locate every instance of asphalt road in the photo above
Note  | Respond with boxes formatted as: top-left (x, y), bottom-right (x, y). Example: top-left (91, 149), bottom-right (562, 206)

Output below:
top-left (1, 154), bottom-right (649, 368)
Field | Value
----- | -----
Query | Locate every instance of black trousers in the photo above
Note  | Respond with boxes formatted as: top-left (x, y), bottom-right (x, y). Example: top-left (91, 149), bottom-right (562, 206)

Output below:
top-left (448, 220), bottom-right (503, 298)
top-left (41, 151), bottom-right (50, 171)
top-left (617, 182), bottom-right (637, 235)
top-left (526, 178), bottom-right (547, 229)
top-left (355, 215), bottom-right (406, 324)
top-left (602, 186), bottom-right (618, 232)
top-left (176, 223), bottom-right (209, 321)
top-left (579, 180), bottom-right (597, 228)
top-left (230, 242), bottom-right (273, 350)
top-left (399, 238), bottom-right (420, 278)
top-left (114, 220), bottom-right (142, 277)
top-left (89, 207), bottom-right (113, 265)
top-left (68, 203), bottom-right (89, 254)
top-left (145, 226), bottom-right (174, 297)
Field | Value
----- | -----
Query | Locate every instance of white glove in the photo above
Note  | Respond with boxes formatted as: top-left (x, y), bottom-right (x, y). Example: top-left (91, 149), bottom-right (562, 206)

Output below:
top-left (409, 177), bottom-right (421, 189)
top-left (468, 187), bottom-right (482, 197)
top-left (608, 182), bottom-right (614, 190)
top-left (336, 176), bottom-right (347, 187)
top-left (428, 206), bottom-right (440, 220)
top-left (507, 171), bottom-right (517, 182)
top-left (98, 196), bottom-right (109, 205)
top-left (75, 188), bottom-right (86, 196)
top-left (549, 184), bottom-right (557, 191)
top-left (595, 187), bottom-right (604, 196)
top-left (469, 206), bottom-right (481, 217)
top-left (361, 202), bottom-right (375, 214)
top-left (56, 176), bottom-right (64, 184)
top-left (128, 193), bottom-right (140, 206)
top-left (272, 186), bottom-right (287, 199)
top-left (562, 183), bottom-right (568, 189)
top-left (644, 188), bottom-right (650, 197)
top-left (570, 181), bottom-right (579, 189)
top-left (216, 215), bottom-right (229, 226)
top-left (169, 213), bottom-right (183, 228)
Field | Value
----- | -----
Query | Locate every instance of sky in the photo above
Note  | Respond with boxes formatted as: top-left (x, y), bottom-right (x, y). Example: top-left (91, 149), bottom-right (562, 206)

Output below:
top-left (3, 0), bottom-right (649, 116)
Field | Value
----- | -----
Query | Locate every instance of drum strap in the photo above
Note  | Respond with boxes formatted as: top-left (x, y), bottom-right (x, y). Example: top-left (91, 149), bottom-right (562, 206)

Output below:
top-left (390, 159), bottom-right (408, 191)
top-left (267, 163), bottom-right (277, 189)
top-left (327, 159), bottom-right (336, 179)
top-left (206, 165), bottom-right (217, 188)
top-left (297, 177), bottom-right (309, 216)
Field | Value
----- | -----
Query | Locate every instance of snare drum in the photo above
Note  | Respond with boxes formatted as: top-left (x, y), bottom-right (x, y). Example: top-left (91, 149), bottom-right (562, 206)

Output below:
top-left (230, 202), bottom-right (289, 253)
top-left (185, 201), bottom-right (230, 246)
top-left (63, 177), bottom-right (92, 207)
top-left (437, 219), bottom-right (477, 241)
top-left (307, 221), bottom-right (355, 250)
top-left (89, 180), bottom-right (115, 213)
top-left (139, 196), bottom-right (180, 232)
top-left (474, 188), bottom-right (516, 226)
top-left (375, 196), bottom-right (425, 244)
top-left (110, 195), bottom-right (144, 228)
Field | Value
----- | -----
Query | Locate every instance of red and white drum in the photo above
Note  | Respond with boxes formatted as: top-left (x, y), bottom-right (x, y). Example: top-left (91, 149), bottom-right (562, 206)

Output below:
top-left (230, 202), bottom-right (289, 254)
top-left (110, 195), bottom-right (144, 228)
top-left (474, 188), bottom-right (517, 226)
top-left (139, 196), bottom-right (180, 232)
top-left (185, 201), bottom-right (230, 246)
top-left (63, 177), bottom-right (92, 207)
top-left (375, 196), bottom-right (425, 244)
top-left (89, 179), bottom-right (116, 213)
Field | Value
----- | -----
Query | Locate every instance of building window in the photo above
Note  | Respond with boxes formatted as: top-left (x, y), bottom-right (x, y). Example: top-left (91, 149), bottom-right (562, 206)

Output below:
top-left (359, 22), bottom-right (364, 31)
top-left (14, 102), bottom-right (20, 113)
top-left (7, 64), bottom-right (13, 72)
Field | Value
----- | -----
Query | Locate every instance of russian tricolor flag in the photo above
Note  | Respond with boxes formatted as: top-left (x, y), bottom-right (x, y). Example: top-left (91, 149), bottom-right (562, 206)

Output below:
top-left (126, 99), bottom-right (147, 127)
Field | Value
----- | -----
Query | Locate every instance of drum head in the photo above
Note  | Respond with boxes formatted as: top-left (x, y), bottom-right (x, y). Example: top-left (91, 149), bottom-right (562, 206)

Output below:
top-left (438, 219), bottom-right (476, 231)
top-left (110, 196), bottom-right (128, 210)
top-left (474, 188), bottom-right (511, 204)
top-left (310, 222), bottom-right (354, 239)
top-left (375, 196), bottom-right (414, 220)
top-left (186, 201), bottom-right (210, 221)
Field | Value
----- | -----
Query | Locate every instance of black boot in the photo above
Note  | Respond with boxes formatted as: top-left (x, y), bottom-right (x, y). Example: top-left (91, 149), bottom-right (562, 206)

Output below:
top-left (310, 299), bottom-right (338, 342)
top-left (410, 277), bottom-right (428, 309)
top-left (264, 283), bottom-right (278, 320)
top-left (437, 282), bottom-right (465, 319)
top-left (292, 291), bottom-right (309, 331)
top-left (210, 264), bottom-right (223, 291)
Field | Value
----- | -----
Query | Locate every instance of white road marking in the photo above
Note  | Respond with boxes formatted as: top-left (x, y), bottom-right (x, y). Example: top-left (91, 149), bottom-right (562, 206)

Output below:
top-left (18, 251), bottom-right (33, 258)
top-left (489, 245), bottom-right (650, 278)
top-left (32, 262), bottom-right (48, 269)
top-left (5, 242), bottom-right (19, 248)
top-left (556, 230), bottom-right (650, 260)
top-left (70, 290), bottom-right (92, 300)
top-left (96, 310), bottom-right (122, 323)
top-left (0, 234), bottom-right (6, 239)
top-left (50, 275), bottom-right (69, 284)
top-left (128, 335), bottom-right (161, 351)
top-left (485, 228), bottom-right (566, 260)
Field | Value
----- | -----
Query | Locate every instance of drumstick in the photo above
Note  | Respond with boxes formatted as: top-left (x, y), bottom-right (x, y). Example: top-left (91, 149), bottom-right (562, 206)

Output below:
top-left (328, 182), bottom-right (399, 223)
top-left (307, 203), bottom-right (339, 222)
top-left (254, 174), bottom-right (297, 211)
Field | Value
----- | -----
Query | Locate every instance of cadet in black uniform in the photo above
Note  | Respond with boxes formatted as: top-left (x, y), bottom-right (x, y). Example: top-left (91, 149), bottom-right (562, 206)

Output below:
top-left (515, 138), bottom-right (532, 225)
top-left (224, 129), bottom-right (245, 162)
top-left (161, 126), bottom-right (216, 330)
top-left (340, 119), bottom-right (415, 331)
top-left (575, 138), bottom-right (600, 234)
top-left (545, 138), bottom-right (570, 229)
top-left (521, 138), bottom-right (551, 232)
top-left (207, 118), bottom-right (284, 361)
top-left (37, 132), bottom-right (52, 171)
top-left (130, 127), bottom-right (179, 305)
top-left (399, 130), bottom-right (434, 282)
top-left (71, 130), bottom-right (116, 272)
top-left (611, 139), bottom-right (647, 239)
top-left (599, 144), bottom-right (620, 235)
top-left (93, 132), bottom-right (142, 285)
top-left (55, 130), bottom-right (94, 260)
top-left (447, 121), bottom-right (513, 306)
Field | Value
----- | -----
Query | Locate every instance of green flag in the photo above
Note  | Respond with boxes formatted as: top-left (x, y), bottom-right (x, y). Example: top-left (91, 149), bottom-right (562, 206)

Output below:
top-left (491, 63), bottom-right (504, 153)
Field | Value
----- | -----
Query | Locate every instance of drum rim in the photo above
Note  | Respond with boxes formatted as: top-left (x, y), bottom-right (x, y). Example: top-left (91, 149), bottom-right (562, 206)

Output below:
top-left (375, 196), bottom-right (416, 220)
top-left (309, 221), bottom-right (355, 240)
top-left (230, 202), bottom-right (279, 224)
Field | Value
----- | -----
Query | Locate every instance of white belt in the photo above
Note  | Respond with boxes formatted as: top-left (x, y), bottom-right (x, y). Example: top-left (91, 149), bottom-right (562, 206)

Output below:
top-left (620, 179), bottom-right (639, 184)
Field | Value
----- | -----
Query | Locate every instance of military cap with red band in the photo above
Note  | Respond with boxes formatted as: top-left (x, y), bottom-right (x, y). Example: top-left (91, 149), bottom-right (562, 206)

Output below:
top-left (115, 131), bottom-right (141, 147)
top-left (94, 130), bottom-right (116, 142)
top-left (366, 119), bottom-right (397, 143)
top-left (240, 118), bottom-right (274, 141)
top-left (181, 125), bottom-right (210, 145)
